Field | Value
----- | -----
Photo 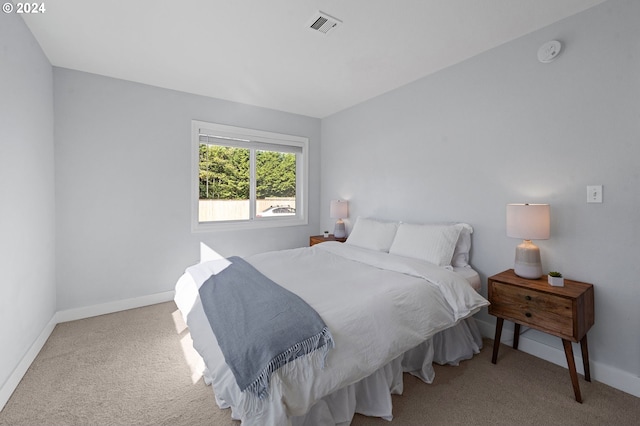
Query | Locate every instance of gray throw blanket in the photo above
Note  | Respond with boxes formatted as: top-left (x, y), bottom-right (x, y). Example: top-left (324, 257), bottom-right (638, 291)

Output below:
top-left (198, 256), bottom-right (334, 400)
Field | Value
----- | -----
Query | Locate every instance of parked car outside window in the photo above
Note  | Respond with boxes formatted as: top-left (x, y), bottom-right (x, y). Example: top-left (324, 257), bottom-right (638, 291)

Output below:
top-left (256, 206), bottom-right (296, 217)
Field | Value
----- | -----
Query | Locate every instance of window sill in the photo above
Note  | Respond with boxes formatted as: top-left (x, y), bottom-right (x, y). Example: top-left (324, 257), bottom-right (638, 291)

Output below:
top-left (192, 216), bottom-right (308, 233)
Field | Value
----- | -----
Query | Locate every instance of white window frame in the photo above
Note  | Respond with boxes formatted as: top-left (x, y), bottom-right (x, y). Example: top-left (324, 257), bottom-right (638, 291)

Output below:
top-left (192, 120), bottom-right (309, 232)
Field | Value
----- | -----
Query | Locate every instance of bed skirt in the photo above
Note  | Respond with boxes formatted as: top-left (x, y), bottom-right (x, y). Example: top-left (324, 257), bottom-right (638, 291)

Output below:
top-left (207, 316), bottom-right (482, 425)
top-left (295, 316), bottom-right (481, 425)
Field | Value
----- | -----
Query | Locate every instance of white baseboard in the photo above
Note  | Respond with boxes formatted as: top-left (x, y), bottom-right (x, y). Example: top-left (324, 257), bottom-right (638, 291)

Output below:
top-left (476, 318), bottom-right (640, 398)
top-left (0, 315), bottom-right (57, 412)
top-left (56, 291), bottom-right (175, 323)
top-left (0, 291), bottom-right (175, 412)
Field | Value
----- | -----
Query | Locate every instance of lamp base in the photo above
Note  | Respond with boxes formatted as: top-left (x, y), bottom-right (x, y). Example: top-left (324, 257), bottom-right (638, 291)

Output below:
top-left (333, 219), bottom-right (346, 238)
top-left (514, 240), bottom-right (543, 279)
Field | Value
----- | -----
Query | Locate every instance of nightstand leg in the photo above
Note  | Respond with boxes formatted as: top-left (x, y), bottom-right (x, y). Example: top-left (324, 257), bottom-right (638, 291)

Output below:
top-left (562, 339), bottom-right (583, 403)
top-left (580, 335), bottom-right (591, 382)
top-left (513, 323), bottom-right (521, 350)
top-left (492, 318), bottom-right (504, 364)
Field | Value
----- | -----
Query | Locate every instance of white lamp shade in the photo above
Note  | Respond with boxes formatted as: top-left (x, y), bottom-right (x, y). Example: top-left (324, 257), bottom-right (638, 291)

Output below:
top-left (506, 204), bottom-right (550, 240)
top-left (330, 200), bottom-right (348, 219)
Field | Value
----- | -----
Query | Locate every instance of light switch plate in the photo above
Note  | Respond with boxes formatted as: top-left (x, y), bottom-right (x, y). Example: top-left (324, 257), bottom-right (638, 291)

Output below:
top-left (587, 185), bottom-right (603, 203)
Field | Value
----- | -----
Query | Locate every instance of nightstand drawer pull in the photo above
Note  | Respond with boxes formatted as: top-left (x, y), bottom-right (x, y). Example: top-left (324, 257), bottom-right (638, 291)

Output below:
top-left (525, 295), bottom-right (532, 301)
top-left (525, 312), bottom-right (532, 318)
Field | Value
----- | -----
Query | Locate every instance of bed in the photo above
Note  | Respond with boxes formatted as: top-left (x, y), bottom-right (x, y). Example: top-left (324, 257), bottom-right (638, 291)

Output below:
top-left (174, 218), bottom-right (489, 425)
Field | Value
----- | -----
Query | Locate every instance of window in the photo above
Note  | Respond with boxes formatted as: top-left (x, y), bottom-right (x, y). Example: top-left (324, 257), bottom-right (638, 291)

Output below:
top-left (192, 121), bottom-right (308, 231)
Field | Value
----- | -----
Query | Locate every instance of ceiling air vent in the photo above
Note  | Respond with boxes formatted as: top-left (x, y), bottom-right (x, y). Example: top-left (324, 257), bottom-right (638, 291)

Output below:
top-left (307, 11), bottom-right (342, 35)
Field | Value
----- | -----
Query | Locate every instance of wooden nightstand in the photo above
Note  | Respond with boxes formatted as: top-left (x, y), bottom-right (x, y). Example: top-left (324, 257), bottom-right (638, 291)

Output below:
top-left (309, 234), bottom-right (346, 246)
top-left (488, 269), bottom-right (595, 403)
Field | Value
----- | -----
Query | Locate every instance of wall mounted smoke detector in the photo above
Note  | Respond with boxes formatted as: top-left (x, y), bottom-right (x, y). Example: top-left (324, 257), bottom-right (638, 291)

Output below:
top-left (537, 40), bottom-right (562, 63)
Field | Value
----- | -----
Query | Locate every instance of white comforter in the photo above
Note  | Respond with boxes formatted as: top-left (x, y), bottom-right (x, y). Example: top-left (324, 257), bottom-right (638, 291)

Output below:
top-left (174, 242), bottom-right (489, 425)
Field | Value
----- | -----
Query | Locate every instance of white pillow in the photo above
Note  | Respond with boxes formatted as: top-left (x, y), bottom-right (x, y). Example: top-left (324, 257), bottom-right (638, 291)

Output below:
top-left (451, 223), bottom-right (473, 267)
top-left (389, 223), bottom-right (463, 266)
top-left (345, 217), bottom-right (399, 252)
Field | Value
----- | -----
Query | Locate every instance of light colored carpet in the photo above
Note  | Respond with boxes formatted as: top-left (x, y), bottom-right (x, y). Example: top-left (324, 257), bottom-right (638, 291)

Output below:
top-left (1, 301), bottom-right (638, 425)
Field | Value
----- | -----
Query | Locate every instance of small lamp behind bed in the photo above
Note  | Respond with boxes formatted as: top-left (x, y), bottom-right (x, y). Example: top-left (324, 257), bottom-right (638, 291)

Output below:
top-left (330, 200), bottom-right (349, 238)
top-left (506, 203), bottom-right (550, 279)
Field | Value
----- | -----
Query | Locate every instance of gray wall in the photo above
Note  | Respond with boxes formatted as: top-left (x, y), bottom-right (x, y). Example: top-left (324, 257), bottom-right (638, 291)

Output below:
top-left (321, 0), bottom-right (639, 387)
top-left (0, 14), bottom-right (56, 392)
top-left (54, 69), bottom-right (321, 310)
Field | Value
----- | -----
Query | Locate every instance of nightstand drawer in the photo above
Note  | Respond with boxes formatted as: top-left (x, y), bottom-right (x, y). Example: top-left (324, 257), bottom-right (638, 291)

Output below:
top-left (489, 281), bottom-right (573, 337)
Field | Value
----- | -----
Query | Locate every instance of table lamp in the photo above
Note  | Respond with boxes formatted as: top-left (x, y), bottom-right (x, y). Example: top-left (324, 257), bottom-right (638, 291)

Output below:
top-left (330, 200), bottom-right (348, 238)
top-left (506, 203), bottom-right (550, 279)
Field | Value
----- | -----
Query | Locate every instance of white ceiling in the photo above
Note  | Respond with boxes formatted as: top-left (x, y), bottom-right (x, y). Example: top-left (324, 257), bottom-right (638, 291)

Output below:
top-left (20, 0), bottom-right (607, 118)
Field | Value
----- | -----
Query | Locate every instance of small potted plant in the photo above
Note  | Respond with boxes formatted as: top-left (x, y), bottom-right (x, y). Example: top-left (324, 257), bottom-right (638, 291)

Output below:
top-left (323, 230), bottom-right (329, 238)
top-left (548, 271), bottom-right (564, 287)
